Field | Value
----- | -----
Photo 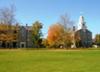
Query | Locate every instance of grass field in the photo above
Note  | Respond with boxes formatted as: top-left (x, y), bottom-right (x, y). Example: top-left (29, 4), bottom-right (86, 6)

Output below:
top-left (0, 49), bottom-right (100, 72)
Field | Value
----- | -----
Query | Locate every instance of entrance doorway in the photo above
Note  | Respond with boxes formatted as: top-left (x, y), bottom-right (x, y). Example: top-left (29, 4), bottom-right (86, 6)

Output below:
top-left (12, 42), bottom-right (17, 48)
top-left (20, 42), bottom-right (26, 48)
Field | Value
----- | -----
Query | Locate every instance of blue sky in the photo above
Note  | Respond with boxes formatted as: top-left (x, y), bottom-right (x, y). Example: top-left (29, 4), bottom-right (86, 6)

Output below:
top-left (0, 0), bottom-right (100, 38)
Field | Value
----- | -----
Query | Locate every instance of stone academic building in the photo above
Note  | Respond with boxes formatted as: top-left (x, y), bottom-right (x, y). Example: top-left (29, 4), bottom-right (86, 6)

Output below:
top-left (0, 23), bottom-right (33, 48)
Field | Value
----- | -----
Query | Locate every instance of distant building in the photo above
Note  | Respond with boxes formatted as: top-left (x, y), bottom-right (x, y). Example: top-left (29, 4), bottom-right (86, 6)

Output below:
top-left (75, 16), bottom-right (92, 47)
top-left (0, 23), bottom-right (33, 48)
top-left (18, 25), bottom-right (33, 48)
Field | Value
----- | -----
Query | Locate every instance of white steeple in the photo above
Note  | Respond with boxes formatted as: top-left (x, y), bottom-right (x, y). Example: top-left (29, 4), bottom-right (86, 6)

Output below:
top-left (78, 16), bottom-right (87, 30)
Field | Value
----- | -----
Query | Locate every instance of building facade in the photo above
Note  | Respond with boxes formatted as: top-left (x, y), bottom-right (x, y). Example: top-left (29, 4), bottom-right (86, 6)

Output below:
top-left (75, 29), bottom-right (92, 47)
top-left (75, 16), bottom-right (92, 48)
top-left (18, 25), bottom-right (33, 48)
top-left (0, 23), bottom-right (33, 48)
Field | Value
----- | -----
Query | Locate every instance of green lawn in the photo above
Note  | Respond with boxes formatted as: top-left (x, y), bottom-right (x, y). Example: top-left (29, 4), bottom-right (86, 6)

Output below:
top-left (0, 49), bottom-right (100, 72)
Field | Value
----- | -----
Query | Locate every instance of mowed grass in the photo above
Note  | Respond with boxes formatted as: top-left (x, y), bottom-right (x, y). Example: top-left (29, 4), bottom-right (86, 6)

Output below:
top-left (0, 49), bottom-right (100, 72)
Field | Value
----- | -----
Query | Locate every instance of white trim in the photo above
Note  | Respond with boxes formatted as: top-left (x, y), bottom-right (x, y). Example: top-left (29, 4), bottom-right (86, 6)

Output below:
top-left (20, 42), bottom-right (26, 48)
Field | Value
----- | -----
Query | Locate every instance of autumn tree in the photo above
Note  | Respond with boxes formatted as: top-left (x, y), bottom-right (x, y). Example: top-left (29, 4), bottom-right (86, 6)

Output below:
top-left (74, 30), bottom-right (81, 47)
top-left (42, 38), bottom-right (48, 48)
top-left (32, 21), bottom-right (43, 48)
top-left (0, 5), bottom-right (18, 48)
top-left (95, 34), bottom-right (100, 46)
top-left (47, 23), bottom-right (64, 48)
top-left (60, 14), bottom-right (74, 47)
top-left (47, 14), bottom-right (74, 48)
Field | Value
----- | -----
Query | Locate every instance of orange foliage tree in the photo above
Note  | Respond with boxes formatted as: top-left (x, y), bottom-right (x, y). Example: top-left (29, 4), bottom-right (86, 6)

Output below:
top-left (47, 23), bottom-right (73, 48)
top-left (47, 14), bottom-right (74, 48)
top-left (47, 23), bottom-right (64, 47)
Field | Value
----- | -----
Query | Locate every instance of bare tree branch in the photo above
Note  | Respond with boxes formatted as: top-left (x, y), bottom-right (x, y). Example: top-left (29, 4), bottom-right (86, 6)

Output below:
top-left (0, 5), bottom-right (16, 25)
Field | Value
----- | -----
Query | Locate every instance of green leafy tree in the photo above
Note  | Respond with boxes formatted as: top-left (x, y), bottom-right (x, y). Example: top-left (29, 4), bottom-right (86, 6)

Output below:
top-left (32, 21), bottom-right (43, 48)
